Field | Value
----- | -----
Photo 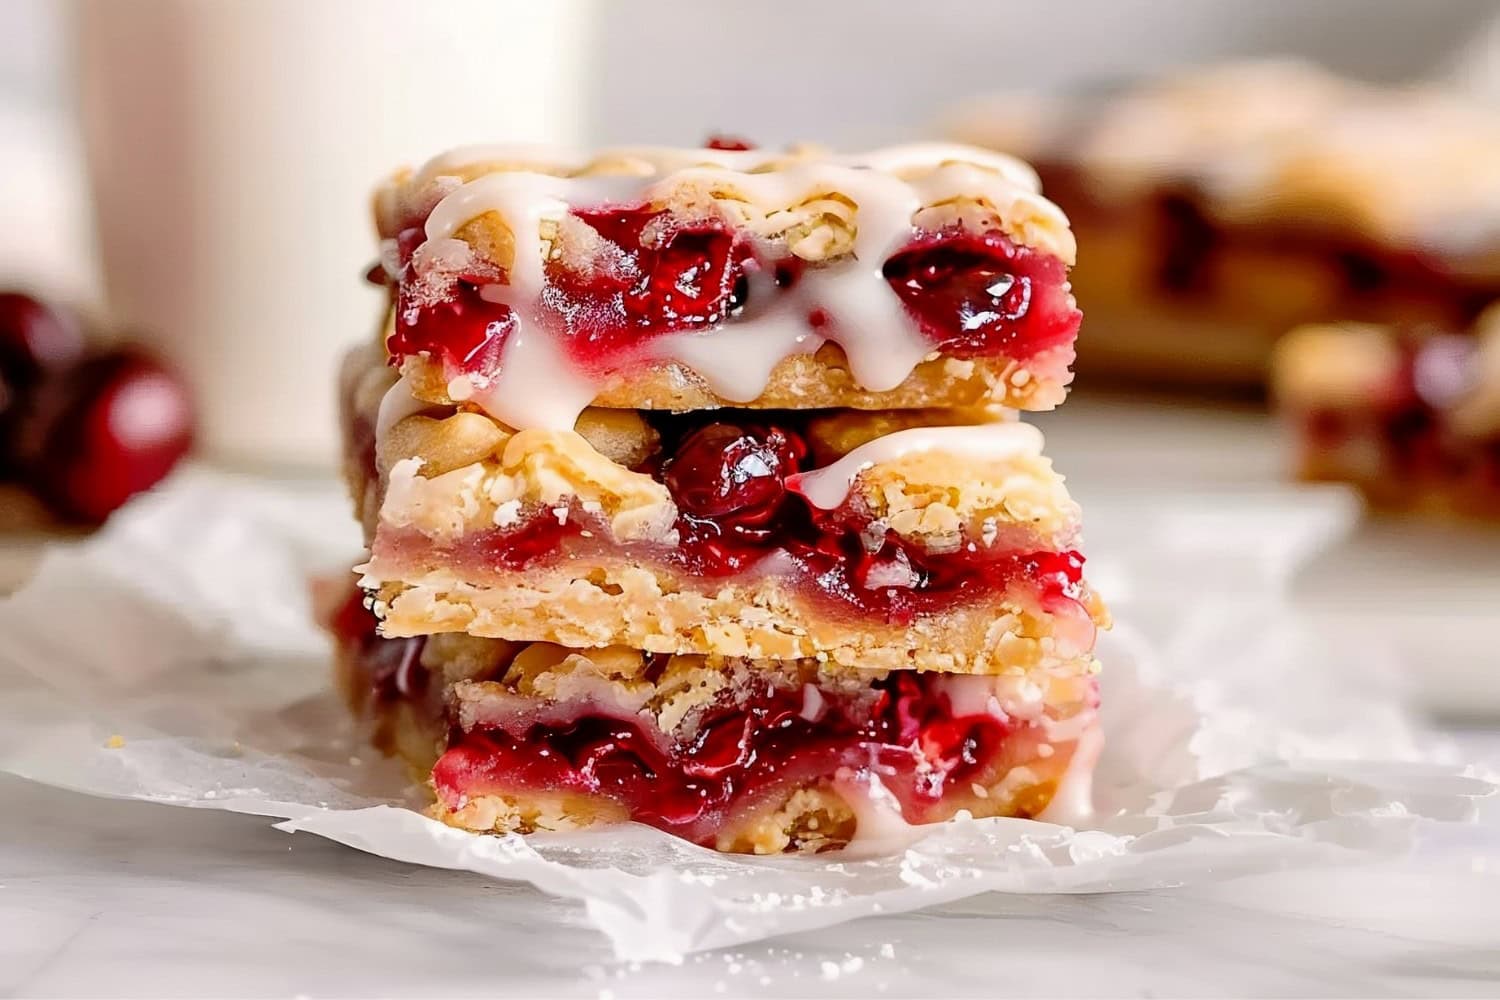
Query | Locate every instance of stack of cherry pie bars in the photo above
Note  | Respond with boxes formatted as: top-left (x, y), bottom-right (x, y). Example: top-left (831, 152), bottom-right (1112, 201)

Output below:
top-left (330, 141), bottom-right (1108, 854)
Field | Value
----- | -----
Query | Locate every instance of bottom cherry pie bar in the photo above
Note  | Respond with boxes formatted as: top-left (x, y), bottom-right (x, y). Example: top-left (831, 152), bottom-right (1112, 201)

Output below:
top-left (328, 588), bottom-right (1100, 853)
top-left (1273, 313), bottom-right (1500, 518)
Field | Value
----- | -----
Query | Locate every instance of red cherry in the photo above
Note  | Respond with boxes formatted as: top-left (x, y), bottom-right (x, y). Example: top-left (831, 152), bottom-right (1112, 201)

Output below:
top-left (890, 673), bottom-right (929, 745)
top-left (367, 635), bottom-right (429, 701)
top-left (388, 280), bottom-right (515, 375)
top-left (663, 423), bottom-right (803, 526)
top-left (635, 228), bottom-right (741, 327)
top-left (704, 134), bottom-right (755, 151)
top-left (573, 728), bottom-right (650, 788)
top-left (25, 348), bottom-right (194, 523)
top-left (882, 230), bottom-right (1080, 359)
top-left (0, 292), bottom-right (85, 387)
top-left (682, 714), bottom-right (752, 778)
top-left (582, 210), bottom-right (748, 332)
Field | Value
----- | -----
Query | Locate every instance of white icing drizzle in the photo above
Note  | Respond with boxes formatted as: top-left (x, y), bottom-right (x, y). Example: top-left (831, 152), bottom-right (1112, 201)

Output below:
top-left (473, 302), bottom-right (601, 431)
top-left (423, 172), bottom-right (608, 430)
top-left (375, 375), bottom-right (434, 440)
top-left (1036, 717), bottom-right (1102, 827)
top-left (1451, 322), bottom-right (1500, 437)
top-left (650, 162), bottom-right (934, 398)
top-left (930, 672), bottom-right (1041, 723)
top-left (837, 771), bottom-right (927, 856)
top-left (400, 143), bottom-right (1069, 430)
top-left (789, 422), bottom-right (1045, 510)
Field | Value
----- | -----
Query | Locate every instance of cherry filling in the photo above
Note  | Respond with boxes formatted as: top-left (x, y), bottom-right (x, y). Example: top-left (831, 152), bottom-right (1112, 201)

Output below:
top-left (387, 225), bottom-right (516, 378)
top-left (704, 134), bottom-right (756, 152)
top-left (431, 668), bottom-right (1020, 847)
top-left (330, 588), bottom-right (430, 702)
top-left (542, 206), bottom-right (755, 374)
top-left (383, 201), bottom-right (1080, 384)
top-left (882, 228), bottom-right (1081, 360)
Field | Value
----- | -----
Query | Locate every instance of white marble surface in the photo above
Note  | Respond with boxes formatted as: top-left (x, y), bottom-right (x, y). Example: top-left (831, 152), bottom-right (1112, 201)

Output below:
top-left (3, 398), bottom-right (1500, 996)
top-left (3, 757), bottom-right (1500, 998)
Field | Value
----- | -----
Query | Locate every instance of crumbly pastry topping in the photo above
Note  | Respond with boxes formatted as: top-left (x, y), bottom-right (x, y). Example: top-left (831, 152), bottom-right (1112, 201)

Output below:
top-left (453, 644), bottom-right (884, 741)
top-left (377, 142), bottom-right (1069, 261)
top-left (379, 429), bottom-right (677, 545)
top-left (852, 447), bottom-right (1079, 551)
top-left (802, 404), bottom-right (1015, 465)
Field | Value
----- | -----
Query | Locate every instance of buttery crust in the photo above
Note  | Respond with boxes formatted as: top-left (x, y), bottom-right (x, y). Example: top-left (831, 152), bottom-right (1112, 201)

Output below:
top-left (370, 559), bottom-right (1106, 675)
top-left (399, 340), bottom-right (1075, 414)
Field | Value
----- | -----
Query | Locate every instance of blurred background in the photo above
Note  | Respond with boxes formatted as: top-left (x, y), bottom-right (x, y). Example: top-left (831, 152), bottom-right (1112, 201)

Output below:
top-left (0, 0), bottom-right (1497, 710)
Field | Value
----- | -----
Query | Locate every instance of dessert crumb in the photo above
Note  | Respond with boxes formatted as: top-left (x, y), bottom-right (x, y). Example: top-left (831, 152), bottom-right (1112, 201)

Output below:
top-left (105, 734), bottom-right (126, 749)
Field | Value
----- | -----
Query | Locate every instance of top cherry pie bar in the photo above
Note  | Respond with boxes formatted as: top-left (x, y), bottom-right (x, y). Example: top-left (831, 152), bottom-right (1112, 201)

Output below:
top-left (370, 143), bottom-right (1082, 427)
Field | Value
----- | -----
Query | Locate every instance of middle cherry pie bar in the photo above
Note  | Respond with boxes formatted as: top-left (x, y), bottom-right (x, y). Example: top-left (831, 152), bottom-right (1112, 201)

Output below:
top-left (343, 342), bottom-right (1106, 674)
top-left (334, 140), bottom-right (1107, 852)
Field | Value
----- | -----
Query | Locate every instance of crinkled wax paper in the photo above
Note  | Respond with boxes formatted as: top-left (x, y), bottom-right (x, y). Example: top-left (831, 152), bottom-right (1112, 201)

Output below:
top-left (0, 472), bottom-right (1491, 961)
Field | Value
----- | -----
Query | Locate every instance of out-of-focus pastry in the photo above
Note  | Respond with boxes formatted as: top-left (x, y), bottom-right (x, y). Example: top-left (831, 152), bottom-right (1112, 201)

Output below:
top-left (946, 60), bottom-right (1500, 389)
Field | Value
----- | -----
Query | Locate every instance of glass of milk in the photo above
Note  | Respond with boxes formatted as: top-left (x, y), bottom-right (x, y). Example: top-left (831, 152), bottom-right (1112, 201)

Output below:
top-left (74, 0), bottom-right (594, 468)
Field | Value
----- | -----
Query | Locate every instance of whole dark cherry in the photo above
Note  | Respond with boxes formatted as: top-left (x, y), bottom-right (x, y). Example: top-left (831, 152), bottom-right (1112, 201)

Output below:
top-left (662, 423), bottom-right (805, 529)
top-left (0, 292), bottom-right (86, 387)
top-left (704, 135), bottom-right (755, 152)
top-left (881, 230), bottom-right (1079, 358)
top-left (21, 348), bottom-right (194, 523)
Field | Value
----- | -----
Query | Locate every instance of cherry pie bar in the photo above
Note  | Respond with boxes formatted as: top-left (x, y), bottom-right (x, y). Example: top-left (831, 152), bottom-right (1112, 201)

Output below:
top-left (945, 61), bottom-right (1500, 389)
top-left (371, 142), bottom-right (1082, 425)
top-left (332, 140), bottom-right (1107, 852)
top-left (342, 342), bottom-right (1105, 675)
top-left (327, 587), bottom-right (1100, 853)
top-left (1273, 309), bottom-right (1500, 518)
